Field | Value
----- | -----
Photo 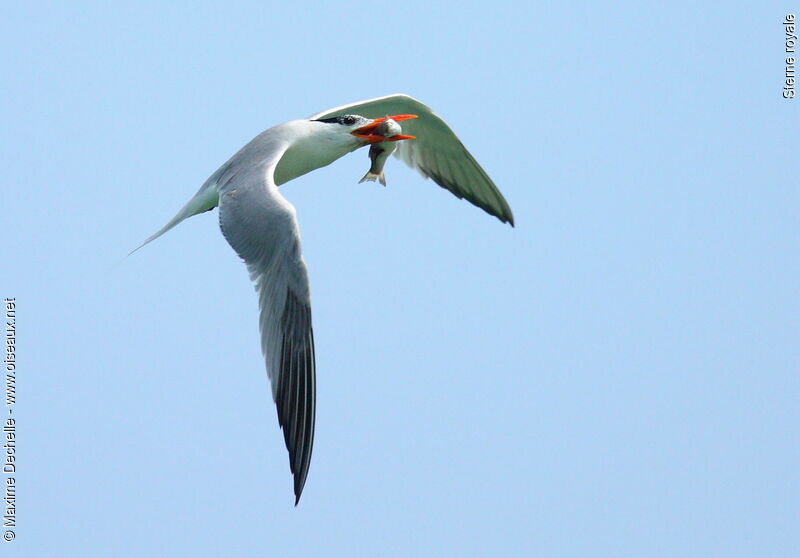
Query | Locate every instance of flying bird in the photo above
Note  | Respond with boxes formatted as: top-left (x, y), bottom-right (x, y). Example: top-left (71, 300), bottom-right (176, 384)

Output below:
top-left (133, 94), bottom-right (514, 504)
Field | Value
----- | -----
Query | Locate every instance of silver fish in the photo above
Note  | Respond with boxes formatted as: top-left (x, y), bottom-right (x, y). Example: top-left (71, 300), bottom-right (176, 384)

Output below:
top-left (359, 118), bottom-right (404, 186)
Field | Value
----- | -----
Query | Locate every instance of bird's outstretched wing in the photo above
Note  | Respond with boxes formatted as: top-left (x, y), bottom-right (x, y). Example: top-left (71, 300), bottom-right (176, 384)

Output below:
top-left (310, 94), bottom-right (514, 226)
top-left (217, 141), bottom-right (315, 504)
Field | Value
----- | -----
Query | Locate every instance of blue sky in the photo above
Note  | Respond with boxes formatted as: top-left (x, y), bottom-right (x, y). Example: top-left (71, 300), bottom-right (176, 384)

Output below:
top-left (2, 2), bottom-right (797, 556)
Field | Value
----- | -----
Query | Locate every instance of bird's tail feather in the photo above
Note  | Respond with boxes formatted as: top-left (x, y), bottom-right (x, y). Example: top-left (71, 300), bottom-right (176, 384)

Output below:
top-left (129, 179), bottom-right (220, 256)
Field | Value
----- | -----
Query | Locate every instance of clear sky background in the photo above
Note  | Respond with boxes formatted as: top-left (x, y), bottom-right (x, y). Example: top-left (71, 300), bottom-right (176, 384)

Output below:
top-left (2, 2), bottom-right (797, 557)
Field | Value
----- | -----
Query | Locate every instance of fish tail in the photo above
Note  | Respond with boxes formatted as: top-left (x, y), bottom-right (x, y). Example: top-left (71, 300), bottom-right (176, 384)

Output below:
top-left (358, 171), bottom-right (387, 186)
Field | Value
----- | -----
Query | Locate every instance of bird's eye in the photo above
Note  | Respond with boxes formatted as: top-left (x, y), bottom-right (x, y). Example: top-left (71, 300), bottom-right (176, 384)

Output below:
top-left (314, 115), bottom-right (359, 125)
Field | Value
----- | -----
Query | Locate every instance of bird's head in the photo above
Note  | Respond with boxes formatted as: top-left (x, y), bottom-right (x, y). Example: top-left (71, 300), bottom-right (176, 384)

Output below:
top-left (313, 114), bottom-right (417, 145)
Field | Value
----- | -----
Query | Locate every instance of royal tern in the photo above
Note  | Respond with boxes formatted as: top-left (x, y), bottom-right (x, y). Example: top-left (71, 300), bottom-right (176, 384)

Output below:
top-left (134, 94), bottom-right (514, 504)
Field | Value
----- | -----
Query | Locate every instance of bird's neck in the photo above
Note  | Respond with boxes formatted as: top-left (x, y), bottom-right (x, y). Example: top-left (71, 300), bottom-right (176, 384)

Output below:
top-left (273, 120), bottom-right (360, 186)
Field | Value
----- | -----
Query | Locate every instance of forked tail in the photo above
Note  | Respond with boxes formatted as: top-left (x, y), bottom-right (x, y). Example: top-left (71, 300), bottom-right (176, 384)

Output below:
top-left (129, 178), bottom-right (221, 255)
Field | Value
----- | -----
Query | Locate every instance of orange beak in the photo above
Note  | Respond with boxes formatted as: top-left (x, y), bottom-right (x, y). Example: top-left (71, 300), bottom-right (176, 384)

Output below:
top-left (351, 114), bottom-right (418, 144)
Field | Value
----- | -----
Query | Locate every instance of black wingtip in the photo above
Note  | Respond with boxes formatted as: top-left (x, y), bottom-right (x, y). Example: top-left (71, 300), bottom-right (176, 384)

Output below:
top-left (294, 473), bottom-right (305, 506)
top-left (276, 288), bottom-right (316, 508)
top-left (497, 212), bottom-right (515, 227)
top-left (293, 467), bottom-right (310, 505)
top-left (502, 205), bottom-right (515, 227)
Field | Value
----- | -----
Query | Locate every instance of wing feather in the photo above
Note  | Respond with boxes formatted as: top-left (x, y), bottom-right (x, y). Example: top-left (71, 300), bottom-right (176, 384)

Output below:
top-left (311, 94), bottom-right (514, 226)
top-left (217, 142), bottom-right (315, 504)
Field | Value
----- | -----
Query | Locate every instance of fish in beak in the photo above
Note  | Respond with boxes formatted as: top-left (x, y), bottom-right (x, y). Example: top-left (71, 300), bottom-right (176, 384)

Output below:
top-left (351, 114), bottom-right (417, 144)
top-left (357, 116), bottom-right (416, 186)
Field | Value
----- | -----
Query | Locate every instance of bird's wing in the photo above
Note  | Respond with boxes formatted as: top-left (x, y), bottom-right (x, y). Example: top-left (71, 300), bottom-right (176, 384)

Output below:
top-left (310, 94), bottom-right (514, 226)
top-left (217, 141), bottom-right (315, 504)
